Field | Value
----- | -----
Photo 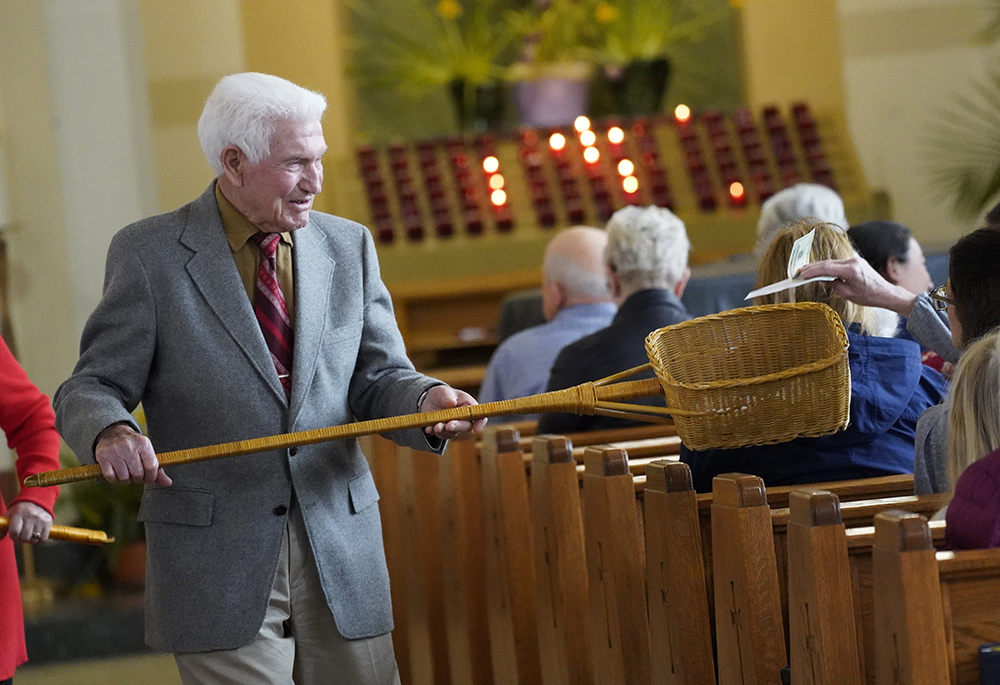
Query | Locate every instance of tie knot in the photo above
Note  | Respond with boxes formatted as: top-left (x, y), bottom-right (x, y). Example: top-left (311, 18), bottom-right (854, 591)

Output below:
top-left (251, 232), bottom-right (281, 259)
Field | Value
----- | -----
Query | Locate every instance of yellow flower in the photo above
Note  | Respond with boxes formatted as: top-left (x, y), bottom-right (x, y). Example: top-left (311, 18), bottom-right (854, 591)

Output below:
top-left (437, 0), bottom-right (462, 20)
top-left (595, 2), bottom-right (617, 23)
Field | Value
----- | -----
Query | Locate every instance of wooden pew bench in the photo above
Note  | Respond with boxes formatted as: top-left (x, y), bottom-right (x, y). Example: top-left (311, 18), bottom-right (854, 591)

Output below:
top-left (874, 511), bottom-right (1000, 685)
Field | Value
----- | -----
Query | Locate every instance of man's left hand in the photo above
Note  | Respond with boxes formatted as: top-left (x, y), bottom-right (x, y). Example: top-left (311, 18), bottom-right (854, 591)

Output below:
top-left (4, 501), bottom-right (54, 544)
top-left (421, 385), bottom-right (487, 440)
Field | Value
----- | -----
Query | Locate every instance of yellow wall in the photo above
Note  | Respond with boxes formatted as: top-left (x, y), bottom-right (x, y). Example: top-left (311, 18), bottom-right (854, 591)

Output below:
top-left (138, 0), bottom-right (245, 212)
top-left (239, 0), bottom-right (358, 215)
top-left (738, 0), bottom-right (845, 115)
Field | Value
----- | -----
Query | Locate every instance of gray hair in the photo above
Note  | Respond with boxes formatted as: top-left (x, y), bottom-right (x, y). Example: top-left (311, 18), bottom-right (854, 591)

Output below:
top-left (605, 206), bottom-right (690, 291)
top-left (198, 73), bottom-right (327, 176)
top-left (544, 253), bottom-right (610, 299)
top-left (756, 183), bottom-right (847, 257)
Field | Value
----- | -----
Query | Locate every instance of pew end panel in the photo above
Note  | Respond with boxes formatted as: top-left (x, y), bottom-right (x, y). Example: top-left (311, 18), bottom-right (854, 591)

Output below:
top-left (644, 460), bottom-right (717, 684)
top-left (583, 446), bottom-right (652, 685)
top-left (786, 489), bottom-right (863, 685)
top-left (872, 510), bottom-right (951, 685)
top-left (480, 426), bottom-right (543, 685)
top-left (711, 473), bottom-right (787, 685)
top-left (530, 436), bottom-right (593, 685)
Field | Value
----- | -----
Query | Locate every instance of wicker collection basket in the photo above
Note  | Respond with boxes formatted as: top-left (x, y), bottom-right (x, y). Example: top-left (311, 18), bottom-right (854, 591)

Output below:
top-left (646, 301), bottom-right (851, 451)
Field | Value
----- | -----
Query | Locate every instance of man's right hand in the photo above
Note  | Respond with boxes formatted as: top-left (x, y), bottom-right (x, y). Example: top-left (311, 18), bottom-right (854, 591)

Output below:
top-left (95, 423), bottom-right (172, 486)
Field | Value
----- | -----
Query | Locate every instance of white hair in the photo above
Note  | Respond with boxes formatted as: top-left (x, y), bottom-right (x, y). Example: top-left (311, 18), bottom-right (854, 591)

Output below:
top-left (605, 206), bottom-right (690, 291)
top-left (756, 183), bottom-right (847, 258)
top-left (198, 73), bottom-right (327, 176)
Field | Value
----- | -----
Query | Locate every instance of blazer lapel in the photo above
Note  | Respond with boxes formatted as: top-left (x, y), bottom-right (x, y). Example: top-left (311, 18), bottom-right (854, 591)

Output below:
top-left (180, 183), bottom-right (287, 405)
top-left (288, 223), bottom-right (335, 426)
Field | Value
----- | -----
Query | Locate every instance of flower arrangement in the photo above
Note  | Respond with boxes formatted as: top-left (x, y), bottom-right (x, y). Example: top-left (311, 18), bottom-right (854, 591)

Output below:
top-left (350, 0), bottom-right (521, 93)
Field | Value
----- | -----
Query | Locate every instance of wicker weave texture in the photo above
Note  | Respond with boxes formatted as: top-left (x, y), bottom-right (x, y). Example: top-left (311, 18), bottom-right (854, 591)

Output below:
top-left (645, 302), bottom-right (851, 451)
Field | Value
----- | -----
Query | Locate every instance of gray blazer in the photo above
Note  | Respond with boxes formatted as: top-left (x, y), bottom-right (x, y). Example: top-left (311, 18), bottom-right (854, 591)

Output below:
top-left (54, 183), bottom-right (440, 652)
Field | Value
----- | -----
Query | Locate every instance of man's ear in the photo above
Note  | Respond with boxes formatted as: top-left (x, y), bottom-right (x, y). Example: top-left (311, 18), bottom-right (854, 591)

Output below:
top-left (673, 267), bottom-right (691, 299)
top-left (220, 146), bottom-right (245, 187)
top-left (541, 278), bottom-right (563, 321)
top-left (606, 264), bottom-right (622, 301)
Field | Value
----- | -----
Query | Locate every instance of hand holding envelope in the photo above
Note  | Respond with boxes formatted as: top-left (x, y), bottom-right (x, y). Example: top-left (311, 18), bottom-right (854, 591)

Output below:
top-left (744, 227), bottom-right (836, 300)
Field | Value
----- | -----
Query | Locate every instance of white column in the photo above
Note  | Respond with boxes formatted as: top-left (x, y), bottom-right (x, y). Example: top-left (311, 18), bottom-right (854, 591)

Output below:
top-left (0, 0), bottom-right (156, 396)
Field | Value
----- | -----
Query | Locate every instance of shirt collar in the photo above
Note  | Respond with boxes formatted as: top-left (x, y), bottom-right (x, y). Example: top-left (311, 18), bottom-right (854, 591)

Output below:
top-left (214, 181), bottom-right (294, 252)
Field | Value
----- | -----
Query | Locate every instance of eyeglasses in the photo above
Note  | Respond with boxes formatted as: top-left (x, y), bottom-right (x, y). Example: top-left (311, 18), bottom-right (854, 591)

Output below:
top-left (930, 284), bottom-right (956, 312)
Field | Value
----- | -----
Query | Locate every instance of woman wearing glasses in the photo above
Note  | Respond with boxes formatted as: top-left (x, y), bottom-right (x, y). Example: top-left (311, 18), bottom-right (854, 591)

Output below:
top-left (801, 224), bottom-right (1000, 494)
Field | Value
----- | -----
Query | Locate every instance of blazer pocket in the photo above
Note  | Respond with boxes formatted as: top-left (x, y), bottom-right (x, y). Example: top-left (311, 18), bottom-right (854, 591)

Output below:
top-left (138, 486), bottom-right (214, 527)
top-left (348, 470), bottom-right (380, 514)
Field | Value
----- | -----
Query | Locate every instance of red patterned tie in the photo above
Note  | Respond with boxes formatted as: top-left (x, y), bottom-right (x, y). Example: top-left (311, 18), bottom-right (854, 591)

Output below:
top-left (250, 232), bottom-right (293, 398)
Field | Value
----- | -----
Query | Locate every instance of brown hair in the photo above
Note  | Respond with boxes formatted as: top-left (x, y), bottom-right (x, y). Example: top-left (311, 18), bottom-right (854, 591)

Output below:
top-left (755, 219), bottom-right (877, 334)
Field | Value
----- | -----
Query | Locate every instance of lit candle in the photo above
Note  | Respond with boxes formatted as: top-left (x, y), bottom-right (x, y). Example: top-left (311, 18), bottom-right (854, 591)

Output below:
top-left (623, 175), bottom-right (639, 194)
top-left (574, 115), bottom-right (591, 132)
top-left (729, 181), bottom-right (746, 205)
top-left (583, 147), bottom-right (600, 164)
top-left (491, 189), bottom-right (507, 206)
top-left (549, 133), bottom-right (567, 151)
top-left (674, 104), bottom-right (692, 125)
top-left (617, 159), bottom-right (634, 176)
top-left (482, 156), bottom-right (499, 173)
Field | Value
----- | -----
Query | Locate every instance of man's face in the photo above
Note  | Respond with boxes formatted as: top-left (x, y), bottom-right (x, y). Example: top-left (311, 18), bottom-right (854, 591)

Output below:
top-left (236, 118), bottom-right (327, 233)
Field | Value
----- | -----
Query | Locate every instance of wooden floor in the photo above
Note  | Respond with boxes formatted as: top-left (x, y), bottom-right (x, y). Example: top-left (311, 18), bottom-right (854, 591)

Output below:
top-left (17, 653), bottom-right (181, 685)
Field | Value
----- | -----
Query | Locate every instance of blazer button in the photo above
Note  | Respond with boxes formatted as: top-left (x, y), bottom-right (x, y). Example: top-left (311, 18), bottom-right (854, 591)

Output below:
top-left (273, 505), bottom-right (288, 516)
top-left (289, 447), bottom-right (298, 456)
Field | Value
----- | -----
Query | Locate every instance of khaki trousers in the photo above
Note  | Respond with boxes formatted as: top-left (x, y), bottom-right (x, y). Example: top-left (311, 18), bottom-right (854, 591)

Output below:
top-left (174, 499), bottom-right (399, 685)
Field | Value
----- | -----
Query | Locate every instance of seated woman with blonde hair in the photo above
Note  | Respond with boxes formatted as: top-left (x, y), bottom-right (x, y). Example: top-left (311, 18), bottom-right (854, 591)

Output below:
top-left (944, 329), bottom-right (1000, 549)
top-left (681, 219), bottom-right (949, 492)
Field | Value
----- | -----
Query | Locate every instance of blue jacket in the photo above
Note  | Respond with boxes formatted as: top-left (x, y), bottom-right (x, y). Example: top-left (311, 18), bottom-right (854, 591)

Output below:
top-left (681, 330), bottom-right (949, 493)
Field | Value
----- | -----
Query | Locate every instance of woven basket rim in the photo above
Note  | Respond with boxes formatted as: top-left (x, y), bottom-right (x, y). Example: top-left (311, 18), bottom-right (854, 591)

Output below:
top-left (645, 301), bottom-right (850, 392)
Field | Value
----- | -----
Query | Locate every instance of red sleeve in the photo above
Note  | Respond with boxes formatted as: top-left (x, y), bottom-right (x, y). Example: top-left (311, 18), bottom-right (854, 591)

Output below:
top-left (0, 336), bottom-right (60, 515)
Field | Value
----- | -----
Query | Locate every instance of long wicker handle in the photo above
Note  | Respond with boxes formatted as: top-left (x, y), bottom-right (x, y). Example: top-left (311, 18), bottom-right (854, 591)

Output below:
top-left (25, 372), bottom-right (686, 488)
top-left (0, 516), bottom-right (113, 545)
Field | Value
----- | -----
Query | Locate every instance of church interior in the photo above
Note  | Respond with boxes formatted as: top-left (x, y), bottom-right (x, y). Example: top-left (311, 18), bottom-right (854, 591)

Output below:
top-left (2, 0), bottom-right (999, 683)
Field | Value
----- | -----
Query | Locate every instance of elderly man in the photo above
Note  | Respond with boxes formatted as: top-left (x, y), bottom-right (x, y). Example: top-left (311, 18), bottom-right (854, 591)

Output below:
top-left (54, 73), bottom-right (481, 685)
top-left (478, 226), bottom-right (615, 422)
top-left (537, 205), bottom-right (692, 435)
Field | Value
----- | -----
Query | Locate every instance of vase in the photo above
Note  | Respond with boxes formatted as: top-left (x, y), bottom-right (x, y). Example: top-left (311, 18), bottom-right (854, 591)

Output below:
top-left (590, 57), bottom-right (672, 118)
top-left (512, 75), bottom-right (591, 128)
top-left (448, 79), bottom-right (506, 134)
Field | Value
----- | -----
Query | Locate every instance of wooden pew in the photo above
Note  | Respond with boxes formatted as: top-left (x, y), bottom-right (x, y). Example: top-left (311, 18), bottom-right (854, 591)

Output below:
top-left (712, 474), bottom-right (788, 684)
top-left (644, 460), bottom-right (716, 684)
top-left (874, 510), bottom-right (1000, 685)
top-left (582, 446), bottom-right (652, 684)
top-left (476, 425), bottom-right (682, 684)
top-left (710, 474), bottom-right (950, 685)
top-left (785, 491), bottom-right (949, 685)
top-left (531, 436), bottom-right (592, 685)
top-left (438, 435), bottom-right (494, 685)
top-left (480, 426), bottom-right (542, 685)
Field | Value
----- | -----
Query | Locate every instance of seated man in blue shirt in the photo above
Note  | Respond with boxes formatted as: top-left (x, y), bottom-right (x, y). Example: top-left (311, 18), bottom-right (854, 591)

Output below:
top-left (479, 226), bottom-right (615, 422)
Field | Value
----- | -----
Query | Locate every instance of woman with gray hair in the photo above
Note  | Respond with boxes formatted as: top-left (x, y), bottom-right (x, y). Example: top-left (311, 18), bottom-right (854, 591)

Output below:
top-left (537, 205), bottom-right (693, 434)
top-left (755, 183), bottom-right (848, 258)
